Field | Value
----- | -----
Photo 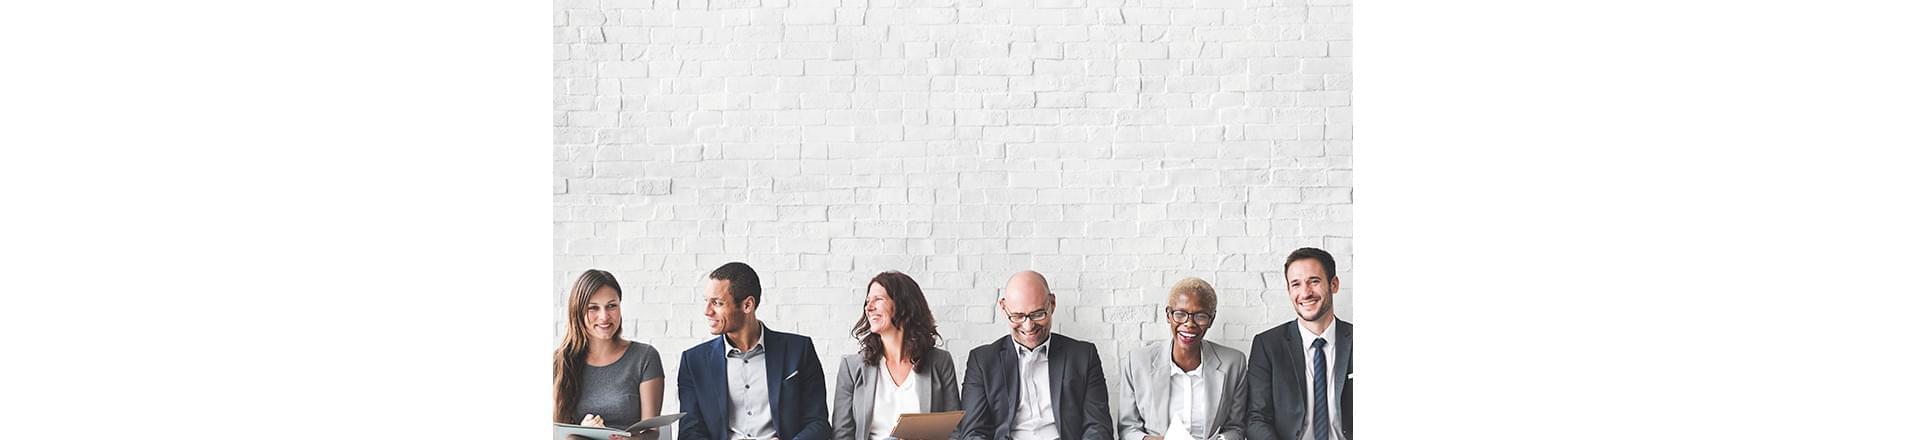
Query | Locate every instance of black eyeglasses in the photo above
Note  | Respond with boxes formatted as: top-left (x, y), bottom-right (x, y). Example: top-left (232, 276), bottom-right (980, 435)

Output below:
top-left (1166, 309), bottom-right (1214, 326)
top-left (1005, 309), bottom-right (1051, 324)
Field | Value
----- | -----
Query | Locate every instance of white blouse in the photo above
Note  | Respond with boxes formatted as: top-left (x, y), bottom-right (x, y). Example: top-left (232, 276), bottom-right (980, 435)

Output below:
top-left (865, 360), bottom-right (922, 439)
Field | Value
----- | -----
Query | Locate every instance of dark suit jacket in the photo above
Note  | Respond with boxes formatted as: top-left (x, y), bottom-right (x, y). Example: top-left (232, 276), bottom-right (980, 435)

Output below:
top-left (678, 326), bottom-right (832, 440)
top-left (954, 334), bottom-right (1114, 440)
top-left (1245, 320), bottom-right (1352, 440)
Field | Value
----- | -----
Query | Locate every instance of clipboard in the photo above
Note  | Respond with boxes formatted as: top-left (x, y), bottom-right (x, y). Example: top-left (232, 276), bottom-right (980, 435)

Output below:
top-left (888, 410), bottom-right (964, 440)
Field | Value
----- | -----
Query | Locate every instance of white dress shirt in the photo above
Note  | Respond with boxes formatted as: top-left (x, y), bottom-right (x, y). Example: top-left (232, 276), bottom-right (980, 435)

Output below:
top-left (1298, 320), bottom-right (1343, 440)
top-left (1010, 338), bottom-right (1060, 440)
top-left (1166, 353), bottom-right (1209, 439)
top-left (866, 359), bottom-right (921, 440)
top-left (725, 325), bottom-right (776, 440)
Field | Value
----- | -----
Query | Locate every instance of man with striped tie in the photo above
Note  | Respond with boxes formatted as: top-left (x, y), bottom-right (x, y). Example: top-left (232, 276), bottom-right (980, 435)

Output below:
top-left (1245, 248), bottom-right (1353, 440)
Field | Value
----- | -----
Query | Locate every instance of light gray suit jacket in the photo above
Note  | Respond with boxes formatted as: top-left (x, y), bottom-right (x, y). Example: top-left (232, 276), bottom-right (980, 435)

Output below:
top-left (830, 347), bottom-right (962, 440)
top-left (1116, 340), bottom-right (1247, 440)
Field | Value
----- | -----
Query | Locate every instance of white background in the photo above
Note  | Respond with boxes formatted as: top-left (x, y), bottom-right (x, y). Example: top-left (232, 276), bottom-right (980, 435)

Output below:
top-left (4, 1), bottom-right (1904, 439)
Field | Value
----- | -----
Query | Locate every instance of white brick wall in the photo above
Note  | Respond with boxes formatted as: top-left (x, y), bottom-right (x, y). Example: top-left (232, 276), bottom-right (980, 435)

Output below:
top-left (555, 0), bottom-right (1350, 418)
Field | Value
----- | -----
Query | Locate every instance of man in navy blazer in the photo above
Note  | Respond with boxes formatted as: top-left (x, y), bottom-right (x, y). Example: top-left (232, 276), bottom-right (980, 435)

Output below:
top-left (678, 262), bottom-right (831, 440)
top-left (954, 270), bottom-right (1114, 440)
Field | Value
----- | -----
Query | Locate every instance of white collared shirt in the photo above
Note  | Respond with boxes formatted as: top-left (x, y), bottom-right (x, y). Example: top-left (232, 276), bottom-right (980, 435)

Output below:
top-left (1166, 352), bottom-right (1209, 439)
top-left (866, 358), bottom-right (921, 440)
top-left (1010, 338), bottom-right (1060, 440)
top-left (1298, 320), bottom-right (1342, 440)
top-left (724, 323), bottom-right (776, 440)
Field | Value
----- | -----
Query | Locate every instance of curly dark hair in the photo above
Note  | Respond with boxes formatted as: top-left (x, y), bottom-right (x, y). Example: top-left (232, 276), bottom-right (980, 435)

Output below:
top-left (852, 271), bottom-right (942, 367)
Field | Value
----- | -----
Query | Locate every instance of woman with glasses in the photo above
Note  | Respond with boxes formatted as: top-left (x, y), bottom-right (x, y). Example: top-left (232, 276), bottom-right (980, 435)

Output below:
top-left (831, 271), bottom-right (962, 440)
top-left (1115, 277), bottom-right (1248, 440)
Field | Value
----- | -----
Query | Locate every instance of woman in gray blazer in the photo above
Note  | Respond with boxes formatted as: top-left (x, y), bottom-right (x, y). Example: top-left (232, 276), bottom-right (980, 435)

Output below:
top-left (832, 271), bottom-right (962, 440)
top-left (1117, 277), bottom-right (1248, 440)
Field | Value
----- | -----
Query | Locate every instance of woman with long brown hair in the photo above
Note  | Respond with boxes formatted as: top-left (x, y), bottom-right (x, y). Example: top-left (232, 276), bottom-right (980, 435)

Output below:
top-left (554, 269), bottom-right (663, 438)
top-left (829, 271), bottom-right (961, 440)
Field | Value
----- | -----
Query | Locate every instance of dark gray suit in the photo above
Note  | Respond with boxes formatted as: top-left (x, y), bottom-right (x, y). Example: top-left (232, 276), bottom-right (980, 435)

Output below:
top-left (830, 348), bottom-right (962, 440)
top-left (1245, 320), bottom-right (1352, 440)
top-left (954, 334), bottom-right (1114, 440)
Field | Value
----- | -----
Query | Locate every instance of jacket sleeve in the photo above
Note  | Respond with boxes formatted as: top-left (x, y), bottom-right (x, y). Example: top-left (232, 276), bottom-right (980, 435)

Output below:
top-left (936, 350), bottom-right (964, 412)
top-left (1082, 347), bottom-right (1115, 440)
top-left (830, 356), bottom-right (857, 440)
top-left (1244, 336), bottom-right (1280, 440)
top-left (954, 348), bottom-right (993, 440)
top-left (677, 349), bottom-right (711, 440)
top-left (790, 341), bottom-right (834, 440)
top-left (1116, 352), bottom-right (1151, 440)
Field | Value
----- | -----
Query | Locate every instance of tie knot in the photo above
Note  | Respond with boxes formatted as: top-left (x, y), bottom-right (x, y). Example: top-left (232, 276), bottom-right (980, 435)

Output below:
top-left (1311, 338), bottom-right (1327, 350)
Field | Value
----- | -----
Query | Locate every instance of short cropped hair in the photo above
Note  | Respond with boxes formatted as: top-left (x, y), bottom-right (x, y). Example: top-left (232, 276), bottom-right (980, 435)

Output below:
top-left (1166, 276), bottom-right (1218, 309)
top-left (1282, 247), bottom-right (1338, 281)
top-left (709, 261), bottom-right (763, 305)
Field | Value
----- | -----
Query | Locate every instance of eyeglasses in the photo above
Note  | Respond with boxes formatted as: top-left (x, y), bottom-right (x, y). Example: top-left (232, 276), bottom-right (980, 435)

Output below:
top-left (1166, 309), bottom-right (1215, 326)
top-left (1005, 309), bottom-right (1051, 324)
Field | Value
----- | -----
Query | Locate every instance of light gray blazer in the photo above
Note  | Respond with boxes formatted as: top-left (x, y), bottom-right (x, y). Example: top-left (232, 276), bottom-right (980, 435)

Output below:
top-left (831, 347), bottom-right (962, 440)
top-left (1116, 340), bottom-right (1247, 440)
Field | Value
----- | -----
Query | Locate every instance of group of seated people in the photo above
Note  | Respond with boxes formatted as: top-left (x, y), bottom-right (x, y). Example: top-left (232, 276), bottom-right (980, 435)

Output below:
top-left (555, 247), bottom-right (1351, 440)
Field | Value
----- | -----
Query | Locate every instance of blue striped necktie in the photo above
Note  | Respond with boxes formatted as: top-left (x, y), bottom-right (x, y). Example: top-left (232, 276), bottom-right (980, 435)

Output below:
top-left (1311, 338), bottom-right (1330, 440)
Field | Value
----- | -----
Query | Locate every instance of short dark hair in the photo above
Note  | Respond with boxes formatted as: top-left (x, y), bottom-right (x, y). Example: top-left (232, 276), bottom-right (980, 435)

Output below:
top-left (709, 261), bottom-right (763, 306)
top-left (1283, 247), bottom-right (1338, 281)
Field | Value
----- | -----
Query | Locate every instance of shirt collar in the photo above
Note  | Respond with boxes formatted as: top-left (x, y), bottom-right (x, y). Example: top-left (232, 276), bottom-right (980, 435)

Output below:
top-left (1013, 337), bottom-right (1050, 359)
top-left (1299, 318), bottom-right (1336, 351)
top-left (723, 321), bottom-right (767, 355)
top-left (1165, 343), bottom-right (1204, 377)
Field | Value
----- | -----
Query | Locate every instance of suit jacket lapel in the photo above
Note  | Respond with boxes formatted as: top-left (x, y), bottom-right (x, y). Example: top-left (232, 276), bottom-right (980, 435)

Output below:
top-left (1332, 322), bottom-right (1351, 415)
top-left (857, 360), bottom-right (877, 437)
top-left (1147, 347), bottom-right (1172, 436)
top-left (1048, 337), bottom-right (1067, 435)
top-left (1284, 324), bottom-right (1310, 427)
top-left (914, 357), bottom-right (934, 411)
top-left (997, 340), bottom-right (1021, 434)
top-left (709, 340), bottom-right (731, 440)
top-left (764, 329), bottom-right (785, 434)
top-left (1201, 346), bottom-right (1225, 436)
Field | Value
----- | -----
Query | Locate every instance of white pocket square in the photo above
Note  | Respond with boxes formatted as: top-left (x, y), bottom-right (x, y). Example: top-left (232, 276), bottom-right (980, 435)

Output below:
top-left (785, 370), bottom-right (799, 380)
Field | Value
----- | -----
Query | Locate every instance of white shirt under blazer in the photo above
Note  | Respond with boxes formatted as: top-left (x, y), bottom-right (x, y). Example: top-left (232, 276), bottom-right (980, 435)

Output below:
top-left (830, 347), bottom-right (963, 440)
top-left (1116, 340), bottom-right (1249, 440)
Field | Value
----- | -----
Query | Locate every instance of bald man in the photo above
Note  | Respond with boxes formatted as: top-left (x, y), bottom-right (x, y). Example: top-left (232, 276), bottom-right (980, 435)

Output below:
top-left (954, 271), bottom-right (1114, 440)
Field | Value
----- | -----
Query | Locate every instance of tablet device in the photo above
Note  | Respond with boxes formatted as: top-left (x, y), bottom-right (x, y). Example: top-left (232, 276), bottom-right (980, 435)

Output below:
top-left (625, 413), bottom-right (685, 432)
top-left (553, 423), bottom-right (626, 440)
top-left (888, 410), bottom-right (965, 440)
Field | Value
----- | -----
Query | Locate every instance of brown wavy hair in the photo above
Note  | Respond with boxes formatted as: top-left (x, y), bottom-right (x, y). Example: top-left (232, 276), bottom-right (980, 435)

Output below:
top-left (553, 269), bottom-right (621, 423)
top-left (852, 271), bottom-right (941, 367)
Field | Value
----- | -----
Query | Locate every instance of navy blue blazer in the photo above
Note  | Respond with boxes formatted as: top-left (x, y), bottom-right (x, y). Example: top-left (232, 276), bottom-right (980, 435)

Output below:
top-left (677, 326), bottom-right (832, 440)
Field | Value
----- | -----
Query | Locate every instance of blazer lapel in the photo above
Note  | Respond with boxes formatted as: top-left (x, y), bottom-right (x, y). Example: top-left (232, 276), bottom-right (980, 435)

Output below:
top-left (1048, 338), bottom-right (1067, 434)
top-left (764, 330), bottom-right (786, 434)
top-left (1284, 324), bottom-right (1310, 426)
top-left (1332, 322), bottom-right (1352, 417)
top-left (709, 341), bottom-right (731, 440)
top-left (914, 358), bottom-right (933, 411)
top-left (997, 340), bottom-right (1021, 431)
top-left (856, 361), bottom-right (877, 435)
top-left (1201, 346), bottom-right (1225, 436)
top-left (1148, 348), bottom-right (1172, 436)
